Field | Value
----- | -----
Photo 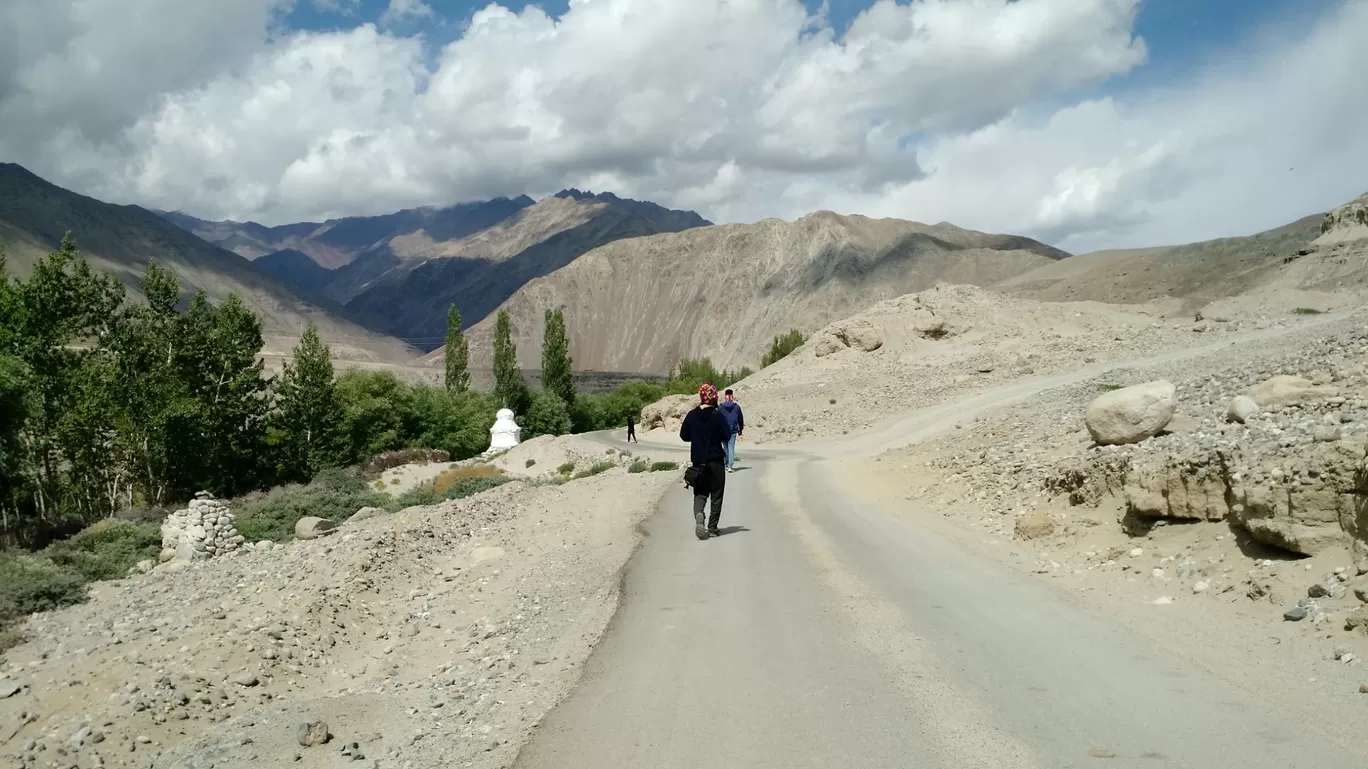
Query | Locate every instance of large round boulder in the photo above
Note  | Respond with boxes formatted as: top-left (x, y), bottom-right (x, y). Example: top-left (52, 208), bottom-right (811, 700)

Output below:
top-left (1085, 380), bottom-right (1177, 445)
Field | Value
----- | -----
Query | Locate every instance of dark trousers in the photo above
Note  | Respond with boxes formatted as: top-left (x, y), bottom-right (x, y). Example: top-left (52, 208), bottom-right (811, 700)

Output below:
top-left (627, 426), bottom-right (636, 442)
top-left (692, 460), bottom-right (726, 529)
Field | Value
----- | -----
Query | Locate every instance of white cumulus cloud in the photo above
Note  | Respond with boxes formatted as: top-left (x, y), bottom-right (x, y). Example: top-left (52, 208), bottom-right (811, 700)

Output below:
top-left (0, 0), bottom-right (1364, 251)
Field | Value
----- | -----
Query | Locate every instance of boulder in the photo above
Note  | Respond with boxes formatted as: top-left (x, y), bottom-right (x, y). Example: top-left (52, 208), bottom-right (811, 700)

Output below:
top-left (347, 507), bottom-right (388, 525)
top-left (1014, 511), bottom-right (1055, 540)
top-left (1247, 375), bottom-right (1338, 408)
top-left (297, 720), bottom-right (331, 747)
top-left (640, 394), bottom-right (696, 431)
top-left (294, 516), bottom-right (338, 540)
top-left (813, 319), bottom-right (883, 358)
top-left (1084, 380), bottom-right (1177, 445)
top-left (1227, 395), bottom-right (1259, 423)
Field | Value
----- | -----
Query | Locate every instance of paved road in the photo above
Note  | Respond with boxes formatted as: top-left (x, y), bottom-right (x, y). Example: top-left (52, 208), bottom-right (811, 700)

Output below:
top-left (513, 455), bottom-right (1363, 768)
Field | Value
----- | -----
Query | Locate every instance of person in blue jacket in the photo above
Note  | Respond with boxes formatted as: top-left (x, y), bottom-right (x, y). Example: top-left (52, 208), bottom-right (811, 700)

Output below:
top-left (718, 388), bottom-right (744, 472)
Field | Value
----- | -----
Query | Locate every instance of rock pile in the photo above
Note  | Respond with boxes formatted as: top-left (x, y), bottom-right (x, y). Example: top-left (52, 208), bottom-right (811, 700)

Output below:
top-left (159, 492), bottom-right (244, 563)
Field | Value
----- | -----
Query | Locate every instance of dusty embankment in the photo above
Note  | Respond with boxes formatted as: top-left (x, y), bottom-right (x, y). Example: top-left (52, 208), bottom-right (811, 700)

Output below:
top-left (835, 308), bottom-right (1368, 753)
top-left (0, 466), bottom-right (675, 769)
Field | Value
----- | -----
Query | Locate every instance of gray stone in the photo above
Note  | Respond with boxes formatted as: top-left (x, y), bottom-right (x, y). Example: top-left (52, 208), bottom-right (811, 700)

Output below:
top-left (1283, 605), bottom-right (1308, 621)
top-left (347, 507), bottom-right (389, 525)
top-left (297, 721), bottom-right (331, 747)
top-left (0, 680), bottom-right (23, 699)
top-left (232, 672), bottom-right (259, 687)
top-left (1227, 395), bottom-right (1260, 424)
top-left (294, 517), bottom-right (338, 540)
top-left (1085, 380), bottom-right (1177, 445)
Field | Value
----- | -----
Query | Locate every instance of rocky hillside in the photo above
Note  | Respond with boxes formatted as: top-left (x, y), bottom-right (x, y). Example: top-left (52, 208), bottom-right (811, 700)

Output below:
top-left (0, 163), bottom-right (418, 362)
top-left (160, 196), bottom-right (535, 269)
top-left (250, 249), bottom-right (335, 296)
top-left (342, 191), bottom-right (712, 350)
top-left (994, 213), bottom-right (1325, 310)
top-left (445, 212), bottom-right (1070, 374)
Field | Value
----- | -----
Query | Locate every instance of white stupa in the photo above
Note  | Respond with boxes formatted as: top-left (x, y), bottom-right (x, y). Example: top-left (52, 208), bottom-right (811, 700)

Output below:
top-left (486, 408), bottom-right (522, 454)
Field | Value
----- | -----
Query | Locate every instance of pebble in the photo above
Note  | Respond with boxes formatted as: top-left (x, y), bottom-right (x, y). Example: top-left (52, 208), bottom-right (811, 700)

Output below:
top-left (1192, 581), bottom-right (1210, 594)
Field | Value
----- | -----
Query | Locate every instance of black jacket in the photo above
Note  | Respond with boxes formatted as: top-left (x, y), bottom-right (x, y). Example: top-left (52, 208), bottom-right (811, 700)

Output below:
top-left (679, 405), bottom-right (730, 465)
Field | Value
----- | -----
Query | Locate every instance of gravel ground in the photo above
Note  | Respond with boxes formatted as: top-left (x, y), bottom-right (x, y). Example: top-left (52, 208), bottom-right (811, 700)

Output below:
top-left (0, 470), bottom-right (675, 769)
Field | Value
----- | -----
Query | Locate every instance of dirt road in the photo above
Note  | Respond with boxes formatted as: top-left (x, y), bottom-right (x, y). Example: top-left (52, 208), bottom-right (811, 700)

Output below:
top-left (514, 315), bottom-right (1366, 767)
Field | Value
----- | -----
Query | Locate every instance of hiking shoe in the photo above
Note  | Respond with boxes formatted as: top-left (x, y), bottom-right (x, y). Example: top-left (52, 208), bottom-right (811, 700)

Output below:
top-left (708, 528), bottom-right (721, 537)
top-left (695, 523), bottom-right (709, 540)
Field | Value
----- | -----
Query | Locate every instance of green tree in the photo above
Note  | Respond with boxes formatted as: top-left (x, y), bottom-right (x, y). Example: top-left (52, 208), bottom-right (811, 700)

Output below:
top-left (2, 235), bottom-right (124, 527)
top-left (444, 305), bottom-right (470, 393)
top-left (523, 390), bottom-right (571, 438)
top-left (0, 354), bottom-right (33, 529)
top-left (762, 329), bottom-right (805, 368)
top-left (413, 387), bottom-right (499, 461)
top-left (272, 322), bottom-right (340, 482)
top-left (106, 262), bottom-right (190, 506)
top-left (334, 370), bottom-right (420, 465)
top-left (541, 308), bottom-right (574, 407)
top-left (492, 309), bottom-right (529, 414)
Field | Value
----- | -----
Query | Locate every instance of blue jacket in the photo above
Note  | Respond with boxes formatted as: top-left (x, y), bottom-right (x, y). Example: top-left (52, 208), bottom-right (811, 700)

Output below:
top-left (718, 400), bottom-right (744, 434)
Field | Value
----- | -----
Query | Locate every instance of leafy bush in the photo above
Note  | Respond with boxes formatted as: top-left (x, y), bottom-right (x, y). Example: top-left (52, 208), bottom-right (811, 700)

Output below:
top-left (43, 519), bottom-right (161, 583)
top-left (442, 476), bottom-right (510, 501)
top-left (334, 370), bottom-right (422, 465)
top-left (0, 553), bottom-right (89, 636)
top-left (571, 380), bottom-right (667, 433)
top-left (628, 458), bottom-right (650, 473)
top-left (393, 487), bottom-right (441, 508)
top-left (573, 461), bottom-right (616, 479)
top-left (523, 390), bottom-right (572, 438)
top-left (665, 358), bottom-right (752, 395)
top-left (233, 468), bottom-right (391, 542)
top-left (356, 447), bottom-right (450, 479)
top-left (525, 459), bottom-right (536, 468)
top-left (412, 388), bottom-right (500, 461)
top-left (649, 461), bottom-right (679, 472)
top-left (557, 461), bottom-right (576, 475)
top-left (762, 329), bottom-right (805, 367)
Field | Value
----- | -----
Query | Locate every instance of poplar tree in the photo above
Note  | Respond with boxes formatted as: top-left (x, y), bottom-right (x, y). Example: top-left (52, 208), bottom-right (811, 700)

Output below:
top-left (540, 308), bottom-right (574, 406)
top-left (492, 310), bottom-right (528, 414)
top-left (444, 305), bottom-right (470, 393)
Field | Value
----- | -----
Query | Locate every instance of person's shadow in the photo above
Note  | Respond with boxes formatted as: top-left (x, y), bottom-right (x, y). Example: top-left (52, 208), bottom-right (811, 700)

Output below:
top-left (712, 525), bottom-right (750, 536)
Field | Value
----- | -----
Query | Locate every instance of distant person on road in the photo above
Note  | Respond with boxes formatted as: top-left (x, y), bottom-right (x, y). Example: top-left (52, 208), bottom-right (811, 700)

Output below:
top-left (626, 414), bottom-right (637, 443)
top-left (718, 388), bottom-right (744, 472)
top-left (680, 383), bottom-right (731, 540)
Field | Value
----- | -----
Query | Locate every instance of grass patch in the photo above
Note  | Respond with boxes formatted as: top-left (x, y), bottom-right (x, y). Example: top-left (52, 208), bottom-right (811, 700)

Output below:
top-left (649, 461), bottom-right (680, 472)
top-left (1097, 383), bottom-right (1124, 392)
top-left (234, 468), bottom-right (391, 542)
top-left (441, 476), bottom-right (510, 501)
top-left (573, 461), bottom-right (616, 480)
top-left (431, 465), bottom-right (504, 497)
top-left (0, 518), bottom-right (162, 653)
top-left (556, 461), bottom-right (576, 475)
top-left (628, 458), bottom-right (650, 473)
top-left (393, 487), bottom-right (441, 508)
top-left (1292, 307), bottom-right (1323, 315)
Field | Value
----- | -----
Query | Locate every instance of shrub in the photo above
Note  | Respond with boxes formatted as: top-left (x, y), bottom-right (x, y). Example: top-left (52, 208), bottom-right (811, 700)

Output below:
top-left (356, 447), bottom-right (450, 479)
top-left (43, 520), bottom-right (162, 583)
top-left (762, 329), bottom-right (805, 368)
top-left (442, 476), bottom-right (510, 501)
top-left (557, 461), bottom-right (576, 475)
top-left (233, 468), bottom-right (391, 542)
top-left (525, 459), bottom-right (536, 468)
top-left (431, 465), bottom-right (504, 497)
top-left (628, 459), bottom-right (650, 473)
top-left (649, 461), bottom-right (679, 472)
top-left (1292, 307), bottom-right (1323, 315)
top-left (393, 487), bottom-right (441, 508)
top-left (573, 461), bottom-right (616, 479)
top-left (1097, 383), bottom-right (1123, 392)
top-left (413, 388), bottom-right (500, 461)
top-left (0, 553), bottom-right (88, 628)
top-left (523, 390), bottom-right (572, 438)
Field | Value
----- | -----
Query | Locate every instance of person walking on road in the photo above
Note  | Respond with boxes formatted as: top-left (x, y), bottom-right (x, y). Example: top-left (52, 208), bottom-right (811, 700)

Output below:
top-left (680, 383), bottom-right (731, 540)
top-left (626, 414), bottom-right (637, 443)
top-left (718, 388), bottom-right (744, 472)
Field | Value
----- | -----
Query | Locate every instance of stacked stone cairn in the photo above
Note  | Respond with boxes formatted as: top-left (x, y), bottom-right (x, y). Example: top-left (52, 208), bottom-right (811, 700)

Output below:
top-left (159, 491), bottom-right (245, 563)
